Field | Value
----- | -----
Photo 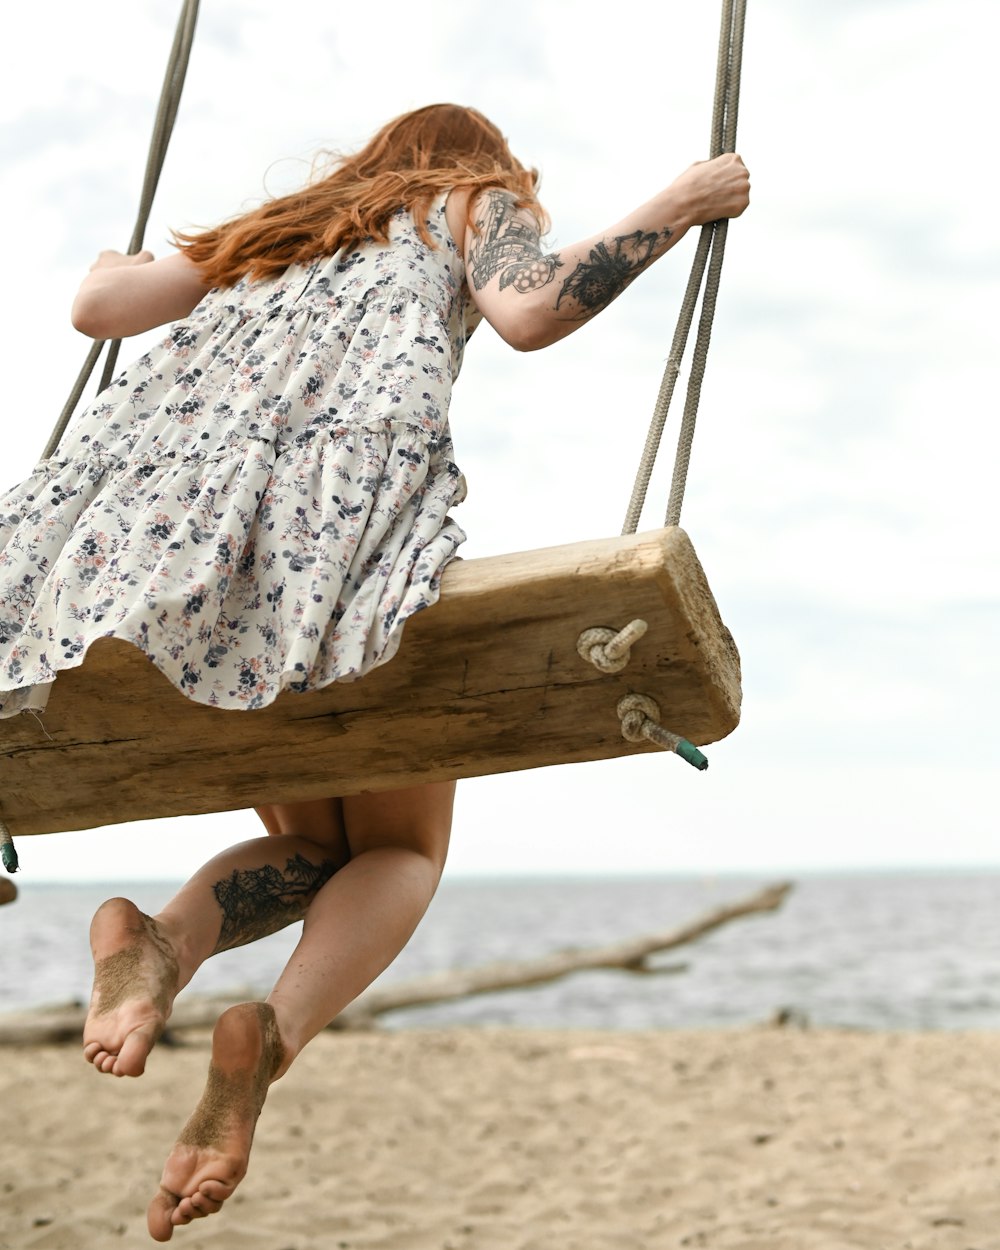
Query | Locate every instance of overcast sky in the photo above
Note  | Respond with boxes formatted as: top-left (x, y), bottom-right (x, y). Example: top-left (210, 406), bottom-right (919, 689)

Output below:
top-left (0, 0), bottom-right (996, 881)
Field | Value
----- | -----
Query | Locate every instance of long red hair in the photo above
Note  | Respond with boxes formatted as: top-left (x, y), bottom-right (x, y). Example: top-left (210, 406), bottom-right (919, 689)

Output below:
top-left (175, 103), bottom-right (546, 288)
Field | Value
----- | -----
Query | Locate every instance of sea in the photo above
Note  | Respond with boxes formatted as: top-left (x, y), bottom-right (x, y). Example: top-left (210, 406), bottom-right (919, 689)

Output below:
top-left (2, 872), bottom-right (1000, 1031)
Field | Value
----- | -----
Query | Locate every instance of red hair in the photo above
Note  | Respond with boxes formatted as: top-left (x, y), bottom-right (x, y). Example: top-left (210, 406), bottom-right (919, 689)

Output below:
top-left (175, 103), bottom-right (546, 288)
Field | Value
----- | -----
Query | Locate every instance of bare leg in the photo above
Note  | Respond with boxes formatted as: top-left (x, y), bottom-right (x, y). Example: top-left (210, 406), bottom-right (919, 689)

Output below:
top-left (268, 782), bottom-right (453, 1063)
top-left (147, 781), bottom-right (454, 1241)
top-left (83, 804), bottom-right (349, 1077)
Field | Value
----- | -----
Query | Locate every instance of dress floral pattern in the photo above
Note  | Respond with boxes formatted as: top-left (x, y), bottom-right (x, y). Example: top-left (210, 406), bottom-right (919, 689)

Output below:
top-left (0, 195), bottom-right (481, 717)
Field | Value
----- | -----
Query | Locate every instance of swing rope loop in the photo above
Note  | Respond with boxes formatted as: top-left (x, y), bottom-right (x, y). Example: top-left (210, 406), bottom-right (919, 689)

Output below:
top-left (622, 0), bottom-right (747, 534)
top-left (41, 0), bottom-right (202, 462)
top-left (577, 619), bottom-right (648, 674)
top-left (617, 695), bottom-right (709, 771)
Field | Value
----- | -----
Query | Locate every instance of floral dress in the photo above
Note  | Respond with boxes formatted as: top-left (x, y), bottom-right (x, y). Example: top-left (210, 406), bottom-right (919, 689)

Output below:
top-left (0, 195), bottom-right (481, 718)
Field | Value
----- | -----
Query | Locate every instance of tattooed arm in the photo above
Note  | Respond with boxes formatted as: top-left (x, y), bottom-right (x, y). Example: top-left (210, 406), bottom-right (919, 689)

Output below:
top-left (456, 152), bottom-right (750, 351)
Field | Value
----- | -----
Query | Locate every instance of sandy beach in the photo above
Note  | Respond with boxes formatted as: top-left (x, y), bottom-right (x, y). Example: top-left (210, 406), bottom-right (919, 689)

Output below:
top-left (2, 1026), bottom-right (1000, 1249)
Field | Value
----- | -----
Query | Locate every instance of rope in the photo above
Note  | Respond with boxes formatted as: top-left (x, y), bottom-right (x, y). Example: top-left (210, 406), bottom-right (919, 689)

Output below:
top-left (622, 0), bottom-right (746, 534)
top-left (577, 619), bottom-right (648, 674)
top-left (40, 0), bottom-right (202, 462)
top-left (576, 621), bottom-right (709, 770)
top-left (617, 695), bottom-right (709, 770)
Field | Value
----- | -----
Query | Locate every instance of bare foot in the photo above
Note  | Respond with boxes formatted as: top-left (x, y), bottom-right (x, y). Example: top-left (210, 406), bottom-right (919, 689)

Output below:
top-left (83, 897), bottom-right (180, 1077)
top-left (147, 1002), bottom-right (284, 1242)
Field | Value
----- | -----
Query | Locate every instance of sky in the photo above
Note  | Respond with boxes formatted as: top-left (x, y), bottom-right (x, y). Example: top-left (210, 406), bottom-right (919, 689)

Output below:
top-left (0, 0), bottom-right (996, 881)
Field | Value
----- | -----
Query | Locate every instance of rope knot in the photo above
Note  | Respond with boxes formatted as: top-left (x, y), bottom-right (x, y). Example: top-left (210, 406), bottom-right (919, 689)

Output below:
top-left (616, 694), bottom-right (709, 771)
top-left (617, 693), bottom-right (660, 742)
top-left (577, 619), bottom-right (648, 674)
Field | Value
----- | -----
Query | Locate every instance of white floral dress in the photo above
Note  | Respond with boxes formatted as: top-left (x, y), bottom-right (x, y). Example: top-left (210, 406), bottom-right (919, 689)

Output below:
top-left (0, 195), bottom-right (480, 718)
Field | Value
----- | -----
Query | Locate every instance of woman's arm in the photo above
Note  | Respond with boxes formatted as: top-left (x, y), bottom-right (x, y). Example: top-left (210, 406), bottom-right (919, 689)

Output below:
top-left (71, 249), bottom-right (212, 340)
top-left (457, 153), bottom-right (750, 352)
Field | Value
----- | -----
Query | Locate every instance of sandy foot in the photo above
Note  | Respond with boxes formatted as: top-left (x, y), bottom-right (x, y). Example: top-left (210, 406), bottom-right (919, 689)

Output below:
top-left (147, 1001), bottom-right (284, 1242)
top-left (83, 897), bottom-right (180, 1077)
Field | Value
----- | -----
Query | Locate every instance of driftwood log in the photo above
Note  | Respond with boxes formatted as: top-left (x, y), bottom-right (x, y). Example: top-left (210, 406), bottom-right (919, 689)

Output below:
top-left (0, 882), bottom-right (791, 1045)
top-left (0, 527), bottom-right (740, 836)
top-left (333, 880), bottom-right (792, 1029)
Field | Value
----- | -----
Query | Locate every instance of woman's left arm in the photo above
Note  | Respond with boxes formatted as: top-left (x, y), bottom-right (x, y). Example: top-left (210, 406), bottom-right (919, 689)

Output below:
top-left (71, 249), bottom-right (212, 340)
top-left (455, 154), bottom-right (749, 352)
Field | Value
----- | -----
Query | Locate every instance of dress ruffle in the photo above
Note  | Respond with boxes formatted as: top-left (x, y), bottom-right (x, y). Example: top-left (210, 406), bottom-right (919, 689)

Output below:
top-left (0, 424), bottom-right (466, 717)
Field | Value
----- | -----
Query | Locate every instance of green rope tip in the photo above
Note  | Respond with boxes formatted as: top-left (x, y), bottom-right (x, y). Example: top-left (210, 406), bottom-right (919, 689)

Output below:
top-left (675, 739), bottom-right (709, 771)
top-left (0, 819), bottom-right (18, 872)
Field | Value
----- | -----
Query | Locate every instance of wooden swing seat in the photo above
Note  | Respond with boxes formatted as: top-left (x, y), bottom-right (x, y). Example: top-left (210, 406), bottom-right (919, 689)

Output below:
top-left (0, 526), bottom-right (740, 837)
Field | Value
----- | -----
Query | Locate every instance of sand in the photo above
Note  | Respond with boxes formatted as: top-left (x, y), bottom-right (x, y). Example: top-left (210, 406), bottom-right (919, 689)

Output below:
top-left (2, 1026), bottom-right (1000, 1250)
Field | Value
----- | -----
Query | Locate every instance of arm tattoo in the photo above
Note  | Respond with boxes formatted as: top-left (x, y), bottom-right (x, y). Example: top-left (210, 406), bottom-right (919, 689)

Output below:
top-left (212, 852), bottom-right (339, 953)
top-left (555, 228), bottom-right (673, 317)
top-left (469, 190), bottom-right (562, 294)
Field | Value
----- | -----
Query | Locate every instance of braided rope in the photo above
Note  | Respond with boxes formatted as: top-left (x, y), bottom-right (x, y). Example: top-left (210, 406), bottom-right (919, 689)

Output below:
top-left (41, 0), bottom-right (202, 461)
top-left (617, 695), bottom-right (709, 770)
top-left (576, 622), bottom-right (710, 770)
top-left (576, 619), bottom-right (648, 673)
top-left (621, 227), bottom-right (713, 534)
top-left (622, 0), bottom-right (747, 534)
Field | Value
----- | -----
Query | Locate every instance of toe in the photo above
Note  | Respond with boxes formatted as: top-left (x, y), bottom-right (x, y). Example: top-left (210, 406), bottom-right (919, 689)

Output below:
top-left (172, 1200), bottom-right (195, 1225)
top-left (177, 1195), bottom-right (210, 1221)
top-left (199, 1179), bottom-right (235, 1203)
top-left (114, 1028), bottom-right (155, 1077)
top-left (188, 1188), bottom-right (224, 1215)
top-left (147, 1189), bottom-right (178, 1242)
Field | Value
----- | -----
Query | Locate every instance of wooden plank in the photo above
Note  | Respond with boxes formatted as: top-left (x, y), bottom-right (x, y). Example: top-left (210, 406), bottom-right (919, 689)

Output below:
top-left (0, 527), bottom-right (741, 836)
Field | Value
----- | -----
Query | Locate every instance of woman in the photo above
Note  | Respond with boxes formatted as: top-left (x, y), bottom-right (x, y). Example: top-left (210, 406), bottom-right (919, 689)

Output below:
top-left (0, 104), bottom-right (749, 1238)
